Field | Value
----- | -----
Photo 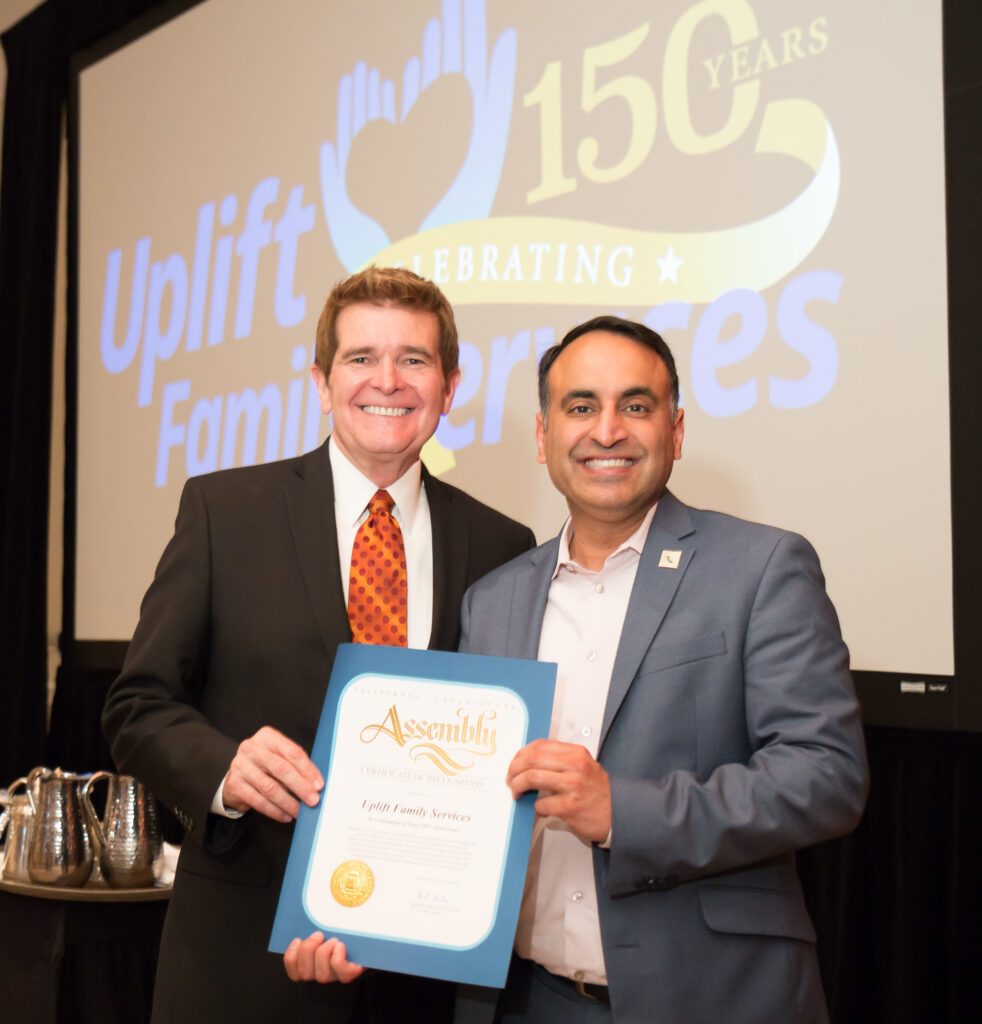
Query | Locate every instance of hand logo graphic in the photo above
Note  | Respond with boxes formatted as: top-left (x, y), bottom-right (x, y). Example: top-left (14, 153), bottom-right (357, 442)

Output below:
top-left (320, 0), bottom-right (517, 271)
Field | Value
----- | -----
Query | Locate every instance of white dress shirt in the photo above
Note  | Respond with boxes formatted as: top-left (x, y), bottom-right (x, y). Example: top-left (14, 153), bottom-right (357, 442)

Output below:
top-left (514, 506), bottom-right (656, 985)
top-left (211, 440), bottom-right (434, 817)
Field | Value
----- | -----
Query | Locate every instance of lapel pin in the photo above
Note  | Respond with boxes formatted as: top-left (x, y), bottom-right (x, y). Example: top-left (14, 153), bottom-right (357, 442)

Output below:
top-left (658, 549), bottom-right (683, 569)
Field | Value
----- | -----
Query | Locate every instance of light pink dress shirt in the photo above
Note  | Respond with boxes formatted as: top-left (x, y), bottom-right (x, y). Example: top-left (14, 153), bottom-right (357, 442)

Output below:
top-left (514, 506), bottom-right (656, 985)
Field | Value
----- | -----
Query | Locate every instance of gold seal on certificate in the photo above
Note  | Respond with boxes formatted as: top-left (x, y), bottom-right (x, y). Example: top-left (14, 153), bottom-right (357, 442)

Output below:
top-left (330, 860), bottom-right (375, 907)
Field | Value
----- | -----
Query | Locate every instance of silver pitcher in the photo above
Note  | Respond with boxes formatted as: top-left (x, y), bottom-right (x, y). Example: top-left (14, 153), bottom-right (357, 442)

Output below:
top-left (0, 777), bottom-right (34, 882)
top-left (82, 771), bottom-right (162, 888)
top-left (26, 766), bottom-right (94, 886)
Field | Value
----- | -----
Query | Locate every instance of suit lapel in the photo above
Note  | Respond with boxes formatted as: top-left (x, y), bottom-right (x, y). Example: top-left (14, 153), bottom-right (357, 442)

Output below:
top-left (425, 470), bottom-right (469, 651)
top-left (600, 491), bottom-right (696, 749)
top-left (505, 538), bottom-right (558, 660)
top-left (284, 440), bottom-right (351, 657)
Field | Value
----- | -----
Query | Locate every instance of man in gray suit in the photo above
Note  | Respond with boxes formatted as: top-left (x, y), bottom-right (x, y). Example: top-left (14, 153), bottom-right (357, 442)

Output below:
top-left (455, 315), bottom-right (868, 1023)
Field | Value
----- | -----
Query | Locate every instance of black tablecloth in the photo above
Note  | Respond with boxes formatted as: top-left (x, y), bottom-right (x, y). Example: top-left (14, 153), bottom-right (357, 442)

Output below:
top-left (0, 888), bottom-right (166, 1023)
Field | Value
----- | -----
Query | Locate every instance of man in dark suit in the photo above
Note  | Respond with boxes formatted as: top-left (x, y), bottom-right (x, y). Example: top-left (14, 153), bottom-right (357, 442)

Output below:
top-left (452, 315), bottom-right (868, 1023)
top-left (102, 267), bottom-right (534, 1023)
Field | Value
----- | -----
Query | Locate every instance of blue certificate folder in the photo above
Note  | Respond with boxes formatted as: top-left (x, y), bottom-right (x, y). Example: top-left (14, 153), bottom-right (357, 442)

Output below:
top-left (269, 643), bottom-right (556, 987)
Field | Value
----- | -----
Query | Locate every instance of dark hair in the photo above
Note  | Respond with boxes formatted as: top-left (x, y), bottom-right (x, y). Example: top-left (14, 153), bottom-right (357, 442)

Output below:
top-left (315, 266), bottom-right (458, 380)
top-left (537, 315), bottom-right (679, 419)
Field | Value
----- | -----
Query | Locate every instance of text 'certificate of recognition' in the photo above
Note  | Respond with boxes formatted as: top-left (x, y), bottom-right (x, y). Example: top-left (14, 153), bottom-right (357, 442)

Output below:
top-left (269, 644), bottom-right (556, 987)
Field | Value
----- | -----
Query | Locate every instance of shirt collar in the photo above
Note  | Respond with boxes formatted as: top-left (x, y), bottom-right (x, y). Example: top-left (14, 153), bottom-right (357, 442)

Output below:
top-left (329, 438), bottom-right (423, 532)
top-left (552, 502), bottom-right (658, 579)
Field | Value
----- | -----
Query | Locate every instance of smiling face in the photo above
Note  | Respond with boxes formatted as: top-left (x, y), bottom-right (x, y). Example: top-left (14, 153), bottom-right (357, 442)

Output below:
top-left (536, 329), bottom-right (684, 538)
top-left (312, 302), bottom-right (460, 486)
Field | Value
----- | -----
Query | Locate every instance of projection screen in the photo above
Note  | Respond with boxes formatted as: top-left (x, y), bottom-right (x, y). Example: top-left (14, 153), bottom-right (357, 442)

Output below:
top-left (73, 0), bottom-right (951, 679)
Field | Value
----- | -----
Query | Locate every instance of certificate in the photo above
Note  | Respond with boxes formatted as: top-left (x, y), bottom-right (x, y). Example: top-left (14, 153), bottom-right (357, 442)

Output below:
top-left (269, 644), bottom-right (556, 987)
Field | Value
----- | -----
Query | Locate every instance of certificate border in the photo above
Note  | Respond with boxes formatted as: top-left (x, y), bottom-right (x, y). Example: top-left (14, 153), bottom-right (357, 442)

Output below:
top-left (269, 643), bottom-right (556, 988)
top-left (302, 670), bottom-right (526, 951)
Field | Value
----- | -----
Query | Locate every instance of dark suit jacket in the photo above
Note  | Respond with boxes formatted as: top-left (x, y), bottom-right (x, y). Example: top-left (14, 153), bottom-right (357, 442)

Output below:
top-left (103, 439), bottom-right (534, 1024)
top-left (457, 491), bottom-right (868, 1024)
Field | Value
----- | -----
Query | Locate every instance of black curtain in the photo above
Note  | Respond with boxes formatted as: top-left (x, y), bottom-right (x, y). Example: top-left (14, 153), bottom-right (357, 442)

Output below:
top-left (0, 0), bottom-right (164, 782)
top-left (797, 728), bottom-right (982, 1022)
top-left (0, 0), bottom-right (65, 786)
top-left (1, 2), bottom-right (981, 1020)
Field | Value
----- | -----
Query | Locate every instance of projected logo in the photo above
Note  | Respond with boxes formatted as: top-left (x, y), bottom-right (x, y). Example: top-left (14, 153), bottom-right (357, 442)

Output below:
top-left (94, 0), bottom-right (846, 490)
top-left (319, 0), bottom-right (516, 274)
top-left (319, 0), bottom-right (840, 309)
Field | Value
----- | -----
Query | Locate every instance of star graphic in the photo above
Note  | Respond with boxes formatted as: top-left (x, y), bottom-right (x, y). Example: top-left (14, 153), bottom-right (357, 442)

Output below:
top-left (656, 245), bottom-right (684, 283)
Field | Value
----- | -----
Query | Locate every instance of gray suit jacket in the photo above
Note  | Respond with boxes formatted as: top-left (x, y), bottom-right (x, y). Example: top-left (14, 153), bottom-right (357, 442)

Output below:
top-left (457, 490), bottom-right (868, 1024)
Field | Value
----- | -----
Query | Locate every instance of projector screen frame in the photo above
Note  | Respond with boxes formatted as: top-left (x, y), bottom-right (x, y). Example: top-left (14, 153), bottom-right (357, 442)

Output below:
top-left (61, 0), bottom-right (981, 732)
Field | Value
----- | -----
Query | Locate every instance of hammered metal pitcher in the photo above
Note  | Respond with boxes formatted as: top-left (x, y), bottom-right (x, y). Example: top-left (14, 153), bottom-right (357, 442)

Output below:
top-left (82, 772), bottom-right (162, 888)
top-left (26, 766), bottom-right (94, 886)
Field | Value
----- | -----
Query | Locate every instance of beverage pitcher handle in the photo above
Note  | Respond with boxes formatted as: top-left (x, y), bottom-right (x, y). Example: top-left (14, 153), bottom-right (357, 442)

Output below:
top-left (81, 770), bottom-right (111, 849)
top-left (25, 766), bottom-right (47, 815)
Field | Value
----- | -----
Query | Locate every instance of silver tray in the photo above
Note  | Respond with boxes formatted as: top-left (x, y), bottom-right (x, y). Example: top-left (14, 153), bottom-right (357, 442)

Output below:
top-left (0, 875), bottom-right (171, 902)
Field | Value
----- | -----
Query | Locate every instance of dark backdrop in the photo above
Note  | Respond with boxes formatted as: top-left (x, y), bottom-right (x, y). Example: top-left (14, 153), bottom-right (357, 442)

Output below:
top-left (2, 1), bottom-right (980, 1020)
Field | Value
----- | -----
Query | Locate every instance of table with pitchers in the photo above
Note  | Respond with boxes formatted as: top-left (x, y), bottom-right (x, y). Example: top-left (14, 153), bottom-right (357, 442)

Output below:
top-left (0, 766), bottom-right (164, 890)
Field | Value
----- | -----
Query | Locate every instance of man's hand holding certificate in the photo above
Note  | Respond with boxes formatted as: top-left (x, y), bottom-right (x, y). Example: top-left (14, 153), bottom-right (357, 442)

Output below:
top-left (284, 934), bottom-right (365, 985)
top-left (270, 644), bottom-right (556, 988)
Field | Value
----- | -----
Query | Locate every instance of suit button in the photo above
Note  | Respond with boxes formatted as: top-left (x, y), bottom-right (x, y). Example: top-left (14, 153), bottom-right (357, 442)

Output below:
top-left (642, 876), bottom-right (679, 891)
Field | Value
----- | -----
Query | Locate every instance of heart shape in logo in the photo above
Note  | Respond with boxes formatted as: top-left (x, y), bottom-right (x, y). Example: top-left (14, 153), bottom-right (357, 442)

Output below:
top-left (346, 74), bottom-right (473, 244)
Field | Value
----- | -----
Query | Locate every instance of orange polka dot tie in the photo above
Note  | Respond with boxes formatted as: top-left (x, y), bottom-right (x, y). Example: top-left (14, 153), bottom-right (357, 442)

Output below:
top-left (347, 490), bottom-right (408, 647)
